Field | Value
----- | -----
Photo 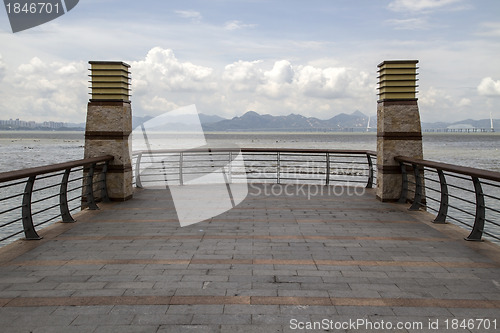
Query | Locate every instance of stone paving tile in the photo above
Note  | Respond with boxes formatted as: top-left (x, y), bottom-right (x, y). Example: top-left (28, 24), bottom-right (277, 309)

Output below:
top-left (16, 326), bottom-right (99, 333)
top-left (191, 313), bottom-right (252, 325)
top-left (157, 325), bottom-right (221, 333)
top-left (71, 313), bottom-right (135, 326)
top-left (221, 324), bottom-right (283, 333)
top-left (94, 326), bottom-right (159, 333)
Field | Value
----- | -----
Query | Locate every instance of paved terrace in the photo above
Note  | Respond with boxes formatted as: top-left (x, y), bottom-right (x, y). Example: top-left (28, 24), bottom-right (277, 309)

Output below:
top-left (0, 184), bottom-right (499, 333)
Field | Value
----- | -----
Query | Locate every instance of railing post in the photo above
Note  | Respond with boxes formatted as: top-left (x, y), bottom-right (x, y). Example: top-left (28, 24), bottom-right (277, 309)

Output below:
top-left (465, 176), bottom-right (485, 241)
top-left (433, 169), bottom-right (448, 224)
top-left (277, 152), bottom-right (281, 184)
top-left (326, 152), bottom-right (330, 185)
top-left (179, 152), bottom-right (184, 186)
top-left (398, 163), bottom-right (408, 204)
top-left (228, 151), bottom-right (233, 184)
top-left (409, 164), bottom-right (423, 210)
top-left (22, 175), bottom-right (42, 240)
top-left (366, 153), bottom-right (373, 189)
top-left (85, 163), bottom-right (99, 210)
top-left (135, 152), bottom-right (143, 188)
top-left (100, 161), bottom-right (110, 202)
top-left (59, 168), bottom-right (75, 222)
top-left (161, 160), bottom-right (168, 188)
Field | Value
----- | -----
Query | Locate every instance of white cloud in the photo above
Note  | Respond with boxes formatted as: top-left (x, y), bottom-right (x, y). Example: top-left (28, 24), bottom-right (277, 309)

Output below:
top-left (258, 60), bottom-right (294, 99)
top-left (129, 48), bottom-right (217, 116)
top-left (131, 47), bottom-right (216, 93)
top-left (265, 60), bottom-right (294, 84)
top-left (224, 20), bottom-right (257, 31)
top-left (478, 77), bottom-right (500, 97)
top-left (294, 66), bottom-right (369, 99)
top-left (457, 97), bottom-right (471, 107)
top-left (221, 58), bottom-right (371, 102)
top-left (385, 17), bottom-right (430, 30)
top-left (175, 10), bottom-right (202, 22)
top-left (1, 57), bottom-right (87, 122)
top-left (388, 0), bottom-right (464, 12)
top-left (143, 96), bottom-right (180, 112)
top-left (420, 86), bottom-right (452, 107)
top-left (222, 60), bottom-right (264, 92)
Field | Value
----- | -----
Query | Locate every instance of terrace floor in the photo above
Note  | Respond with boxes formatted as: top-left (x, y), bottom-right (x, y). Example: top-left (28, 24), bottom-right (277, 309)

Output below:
top-left (0, 184), bottom-right (499, 333)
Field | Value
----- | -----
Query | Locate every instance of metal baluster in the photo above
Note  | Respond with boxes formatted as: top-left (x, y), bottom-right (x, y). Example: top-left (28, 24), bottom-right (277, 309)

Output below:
top-left (100, 161), bottom-right (110, 202)
top-left (398, 163), bottom-right (408, 204)
top-left (22, 175), bottom-right (42, 240)
top-left (135, 152), bottom-right (143, 188)
top-left (465, 176), bottom-right (485, 241)
top-left (326, 152), bottom-right (330, 185)
top-left (228, 151), bottom-right (233, 184)
top-left (433, 169), bottom-right (448, 224)
top-left (85, 163), bottom-right (99, 210)
top-left (409, 164), bottom-right (423, 211)
top-left (277, 152), bottom-right (281, 184)
top-left (161, 160), bottom-right (168, 188)
top-left (179, 152), bottom-right (184, 186)
top-left (366, 153), bottom-right (373, 189)
top-left (59, 168), bottom-right (75, 222)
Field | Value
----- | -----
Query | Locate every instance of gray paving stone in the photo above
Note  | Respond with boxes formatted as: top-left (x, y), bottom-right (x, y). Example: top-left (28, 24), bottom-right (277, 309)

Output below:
top-left (71, 314), bottom-right (135, 326)
top-left (110, 305), bottom-right (169, 315)
top-left (167, 305), bottom-right (224, 314)
top-left (191, 314), bottom-right (252, 325)
top-left (21, 326), bottom-right (99, 333)
top-left (221, 324), bottom-right (283, 333)
top-left (224, 304), bottom-right (280, 315)
top-left (53, 305), bottom-right (114, 316)
top-left (157, 325), bottom-right (221, 333)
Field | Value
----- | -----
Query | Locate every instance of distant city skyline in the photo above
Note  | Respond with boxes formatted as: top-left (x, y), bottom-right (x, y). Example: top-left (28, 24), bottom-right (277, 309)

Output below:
top-left (0, 118), bottom-right (75, 129)
top-left (1, 0), bottom-right (499, 124)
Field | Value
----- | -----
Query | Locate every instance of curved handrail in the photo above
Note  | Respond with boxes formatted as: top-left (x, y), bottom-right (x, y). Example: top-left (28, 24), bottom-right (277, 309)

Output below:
top-left (395, 156), bottom-right (500, 182)
top-left (133, 147), bottom-right (376, 156)
top-left (0, 155), bottom-right (114, 183)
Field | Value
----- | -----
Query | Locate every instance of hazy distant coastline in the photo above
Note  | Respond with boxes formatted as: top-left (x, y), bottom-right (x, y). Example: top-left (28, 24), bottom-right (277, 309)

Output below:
top-left (2, 111), bottom-right (497, 132)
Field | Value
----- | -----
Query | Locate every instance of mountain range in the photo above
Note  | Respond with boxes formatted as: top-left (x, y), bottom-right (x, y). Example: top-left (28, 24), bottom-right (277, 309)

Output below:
top-left (197, 111), bottom-right (498, 132)
top-left (201, 110), bottom-right (373, 132)
top-left (7, 111), bottom-right (495, 132)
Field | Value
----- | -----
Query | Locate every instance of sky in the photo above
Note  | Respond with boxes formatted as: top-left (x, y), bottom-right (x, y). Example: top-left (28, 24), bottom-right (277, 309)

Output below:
top-left (0, 0), bottom-right (499, 123)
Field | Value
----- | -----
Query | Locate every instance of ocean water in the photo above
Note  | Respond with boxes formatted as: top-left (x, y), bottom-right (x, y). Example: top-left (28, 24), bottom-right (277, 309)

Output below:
top-left (0, 131), bottom-right (499, 244)
top-left (1, 131), bottom-right (499, 172)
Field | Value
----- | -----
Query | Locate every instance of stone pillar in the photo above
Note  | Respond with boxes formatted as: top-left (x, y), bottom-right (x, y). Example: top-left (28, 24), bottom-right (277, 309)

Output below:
top-left (376, 60), bottom-right (423, 202)
top-left (84, 61), bottom-right (133, 201)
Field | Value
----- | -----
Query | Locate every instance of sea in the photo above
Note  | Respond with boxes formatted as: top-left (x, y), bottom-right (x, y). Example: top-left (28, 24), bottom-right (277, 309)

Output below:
top-left (0, 131), bottom-right (499, 244)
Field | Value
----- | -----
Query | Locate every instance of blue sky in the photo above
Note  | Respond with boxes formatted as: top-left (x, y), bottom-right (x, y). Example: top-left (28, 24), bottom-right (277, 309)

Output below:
top-left (1, 0), bottom-right (499, 123)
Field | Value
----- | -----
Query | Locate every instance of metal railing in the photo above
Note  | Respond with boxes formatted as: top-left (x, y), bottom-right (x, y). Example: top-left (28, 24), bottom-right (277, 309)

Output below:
top-left (0, 155), bottom-right (113, 243)
top-left (395, 156), bottom-right (500, 242)
top-left (133, 148), bottom-right (377, 188)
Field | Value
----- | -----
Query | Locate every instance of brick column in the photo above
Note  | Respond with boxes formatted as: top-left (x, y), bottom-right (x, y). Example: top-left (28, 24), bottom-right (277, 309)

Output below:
top-left (376, 60), bottom-right (424, 202)
top-left (84, 61), bottom-right (133, 201)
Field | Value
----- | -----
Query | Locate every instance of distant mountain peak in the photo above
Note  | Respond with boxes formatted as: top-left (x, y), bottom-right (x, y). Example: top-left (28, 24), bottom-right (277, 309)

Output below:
top-left (242, 111), bottom-right (259, 117)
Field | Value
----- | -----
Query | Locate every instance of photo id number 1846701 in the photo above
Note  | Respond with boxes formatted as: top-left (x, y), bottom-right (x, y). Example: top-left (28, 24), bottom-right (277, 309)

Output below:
top-left (5, 2), bottom-right (60, 14)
